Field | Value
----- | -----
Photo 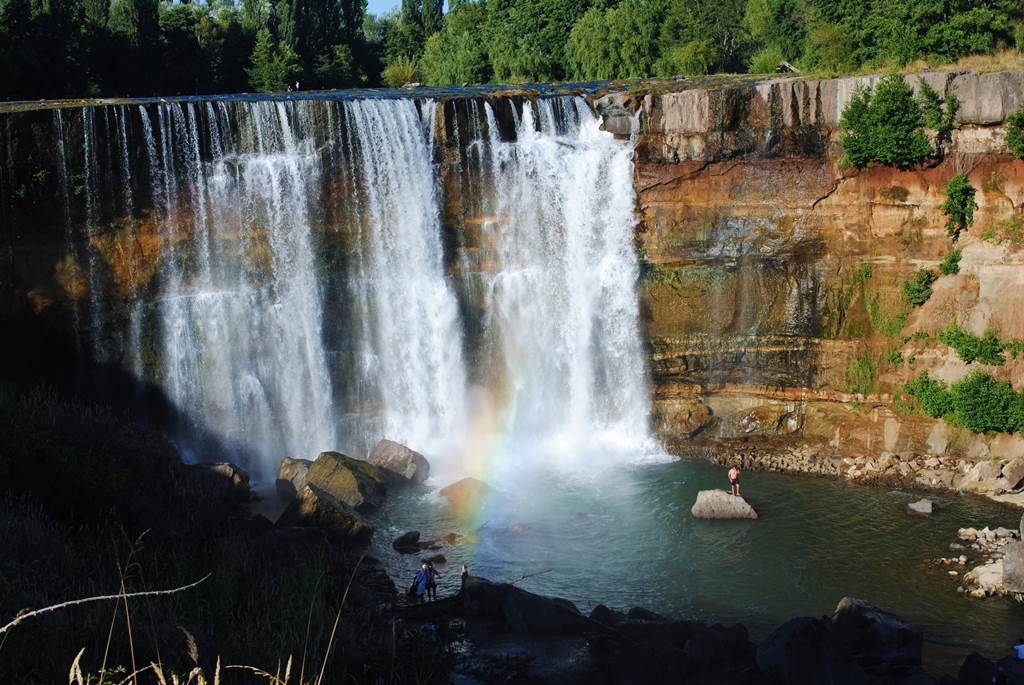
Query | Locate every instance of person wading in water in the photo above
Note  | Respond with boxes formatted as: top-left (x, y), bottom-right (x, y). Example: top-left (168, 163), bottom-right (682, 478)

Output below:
top-left (728, 465), bottom-right (741, 496)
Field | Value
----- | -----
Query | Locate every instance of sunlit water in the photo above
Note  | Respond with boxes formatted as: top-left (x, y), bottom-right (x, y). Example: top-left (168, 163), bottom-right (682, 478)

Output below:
top-left (371, 458), bottom-right (1024, 675)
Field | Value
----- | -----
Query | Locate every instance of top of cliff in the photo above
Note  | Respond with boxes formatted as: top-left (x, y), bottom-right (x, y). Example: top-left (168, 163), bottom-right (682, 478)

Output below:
top-left (4, 68), bottom-right (1021, 124)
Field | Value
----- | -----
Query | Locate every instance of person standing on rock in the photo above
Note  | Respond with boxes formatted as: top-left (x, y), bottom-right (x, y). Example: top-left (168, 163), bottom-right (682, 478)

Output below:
top-left (426, 562), bottom-right (442, 601)
top-left (728, 465), bottom-right (742, 497)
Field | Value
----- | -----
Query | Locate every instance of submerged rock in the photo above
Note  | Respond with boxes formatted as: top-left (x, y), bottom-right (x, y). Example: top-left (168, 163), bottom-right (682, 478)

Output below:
top-left (392, 530), bottom-right (421, 553)
top-left (367, 439), bottom-right (430, 484)
top-left (276, 484), bottom-right (373, 545)
top-left (690, 490), bottom-right (758, 520)
top-left (276, 456), bottom-right (312, 501)
top-left (907, 498), bottom-right (934, 515)
top-left (307, 451), bottom-right (387, 512)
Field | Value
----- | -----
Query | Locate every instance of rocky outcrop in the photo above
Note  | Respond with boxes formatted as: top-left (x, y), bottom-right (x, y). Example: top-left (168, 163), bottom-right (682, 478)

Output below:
top-left (367, 439), bottom-right (430, 484)
top-left (690, 489), bottom-right (758, 519)
top-left (276, 456), bottom-right (312, 501)
top-left (276, 484), bottom-right (373, 545)
top-left (306, 451), bottom-right (387, 513)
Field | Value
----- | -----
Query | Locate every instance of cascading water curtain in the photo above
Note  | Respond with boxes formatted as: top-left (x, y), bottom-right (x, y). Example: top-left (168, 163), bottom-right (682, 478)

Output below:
top-left (467, 96), bottom-right (658, 471)
top-left (134, 101), bottom-right (338, 479)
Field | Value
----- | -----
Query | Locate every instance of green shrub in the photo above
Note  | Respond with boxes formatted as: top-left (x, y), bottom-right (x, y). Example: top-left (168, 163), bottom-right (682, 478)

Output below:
top-left (941, 173), bottom-right (978, 239)
top-left (950, 371), bottom-right (1020, 433)
top-left (939, 248), bottom-right (961, 275)
top-left (885, 349), bottom-right (904, 365)
top-left (846, 351), bottom-right (877, 395)
top-left (902, 269), bottom-right (936, 306)
top-left (1007, 105), bottom-right (1024, 159)
top-left (905, 371), bottom-right (953, 418)
top-left (382, 56), bottom-right (419, 87)
top-left (840, 74), bottom-right (932, 169)
top-left (748, 45), bottom-right (786, 74)
top-left (937, 323), bottom-right (1005, 365)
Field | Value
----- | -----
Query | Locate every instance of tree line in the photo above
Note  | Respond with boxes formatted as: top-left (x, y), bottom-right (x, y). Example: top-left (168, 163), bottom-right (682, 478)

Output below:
top-left (1, 0), bottom-right (1022, 99)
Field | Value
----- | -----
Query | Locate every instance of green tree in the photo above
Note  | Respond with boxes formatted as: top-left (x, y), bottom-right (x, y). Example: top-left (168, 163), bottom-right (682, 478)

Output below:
top-left (941, 172), bottom-right (978, 239)
top-left (840, 74), bottom-right (932, 169)
top-left (247, 27), bottom-right (301, 91)
top-left (420, 1), bottom-right (490, 85)
top-left (486, 0), bottom-right (590, 82)
top-left (744, 0), bottom-right (805, 61)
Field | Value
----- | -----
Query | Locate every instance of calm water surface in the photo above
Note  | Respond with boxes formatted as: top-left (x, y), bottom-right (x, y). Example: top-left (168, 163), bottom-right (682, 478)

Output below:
top-left (371, 457), bottom-right (1024, 674)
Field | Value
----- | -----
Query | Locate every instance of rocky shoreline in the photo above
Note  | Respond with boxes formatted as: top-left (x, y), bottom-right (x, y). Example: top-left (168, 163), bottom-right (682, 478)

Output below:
top-left (698, 440), bottom-right (1024, 509)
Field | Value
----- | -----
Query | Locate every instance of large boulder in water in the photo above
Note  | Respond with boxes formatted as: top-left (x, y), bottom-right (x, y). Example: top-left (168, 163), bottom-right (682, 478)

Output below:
top-left (276, 484), bottom-right (373, 545)
top-left (306, 451), bottom-right (387, 512)
top-left (1004, 541), bottom-right (1024, 594)
top-left (440, 477), bottom-right (490, 516)
top-left (276, 456), bottom-right (312, 501)
top-left (367, 439), bottom-right (430, 484)
top-left (691, 490), bottom-right (758, 520)
top-left (831, 597), bottom-right (923, 672)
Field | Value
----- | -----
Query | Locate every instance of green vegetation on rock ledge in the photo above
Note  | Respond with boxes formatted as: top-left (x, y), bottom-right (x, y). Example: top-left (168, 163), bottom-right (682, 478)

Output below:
top-left (1007, 105), bottom-right (1024, 159)
top-left (939, 248), bottom-right (962, 275)
top-left (937, 323), bottom-right (1024, 364)
top-left (840, 74), bottom-right (932, 170)
top-left (902, 269), bottom-right (937, 307)
top-left (942, 173), bottom-right (978, 239)
top-left (905, 370), bottom-right (1024, 434)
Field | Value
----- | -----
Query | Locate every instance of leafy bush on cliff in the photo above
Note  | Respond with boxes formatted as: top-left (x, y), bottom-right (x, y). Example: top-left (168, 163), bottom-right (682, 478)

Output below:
top-left (902, 269), bottom-right (936, 306)
top-left (845, 351), bottom-right (877, 395)
top-left (1007, 105), bottom-right (1024, 159)
top-left (905, 370), bottom-right (1024, 433)
top-left (905, 371), bottom-right (953, 418)
top-left (941, 173), bottom-right (978, 239)
top-left (840, 75), bottom-right (932, 169)
top-left (939, 249), bottom-right (962, 275)
top-left (938, 323), bottom-right (1005, 365)
top-left (950, 371), bottom-right (1023, 434)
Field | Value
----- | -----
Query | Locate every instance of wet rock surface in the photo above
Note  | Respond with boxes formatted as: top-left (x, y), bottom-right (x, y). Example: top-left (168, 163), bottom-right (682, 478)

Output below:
top-left (691, 489), bottom-right (759, 519)
top-left (367, 439), bottom-right (430, 484)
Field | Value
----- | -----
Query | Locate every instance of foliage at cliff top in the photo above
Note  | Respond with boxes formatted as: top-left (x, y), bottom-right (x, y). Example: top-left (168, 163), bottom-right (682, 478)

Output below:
top-left (840, 75), bottom-right (932, 169)
top-left (905, 370), bottom-right (1024, 434)
top-left (942, 173), bottom-right (978, 239)
top-left (1, 0), bottom-right (1022, 98)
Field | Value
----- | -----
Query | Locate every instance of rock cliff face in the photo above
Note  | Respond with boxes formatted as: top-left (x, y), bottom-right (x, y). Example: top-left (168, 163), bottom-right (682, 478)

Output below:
top-left (595, 70), bottom-right (1024, 465)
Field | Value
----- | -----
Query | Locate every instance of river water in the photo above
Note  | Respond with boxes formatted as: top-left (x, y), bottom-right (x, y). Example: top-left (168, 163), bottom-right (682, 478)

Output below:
top-left (372, 457), bottom-right (1024, 675)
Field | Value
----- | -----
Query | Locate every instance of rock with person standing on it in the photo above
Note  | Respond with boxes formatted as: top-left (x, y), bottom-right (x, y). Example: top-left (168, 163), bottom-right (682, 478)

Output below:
top-left (691, 489), bottom-right (758, 520)
top-left (907, 498), bottom-right (933, 515)
top-left (367, 439), bottom-right (430, 484)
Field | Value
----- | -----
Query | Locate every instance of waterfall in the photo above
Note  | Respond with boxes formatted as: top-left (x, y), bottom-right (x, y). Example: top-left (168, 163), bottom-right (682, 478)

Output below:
top-left (468, 97), bottom-right (655, 472)
top-left (341, 99), bottom-right (468, 457)
top-left (6, 94), bottom-right (657, 481)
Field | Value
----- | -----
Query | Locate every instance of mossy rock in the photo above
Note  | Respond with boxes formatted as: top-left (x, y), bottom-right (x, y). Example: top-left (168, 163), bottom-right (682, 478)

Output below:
top-left (306, 451), bottom-right (387, 512)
